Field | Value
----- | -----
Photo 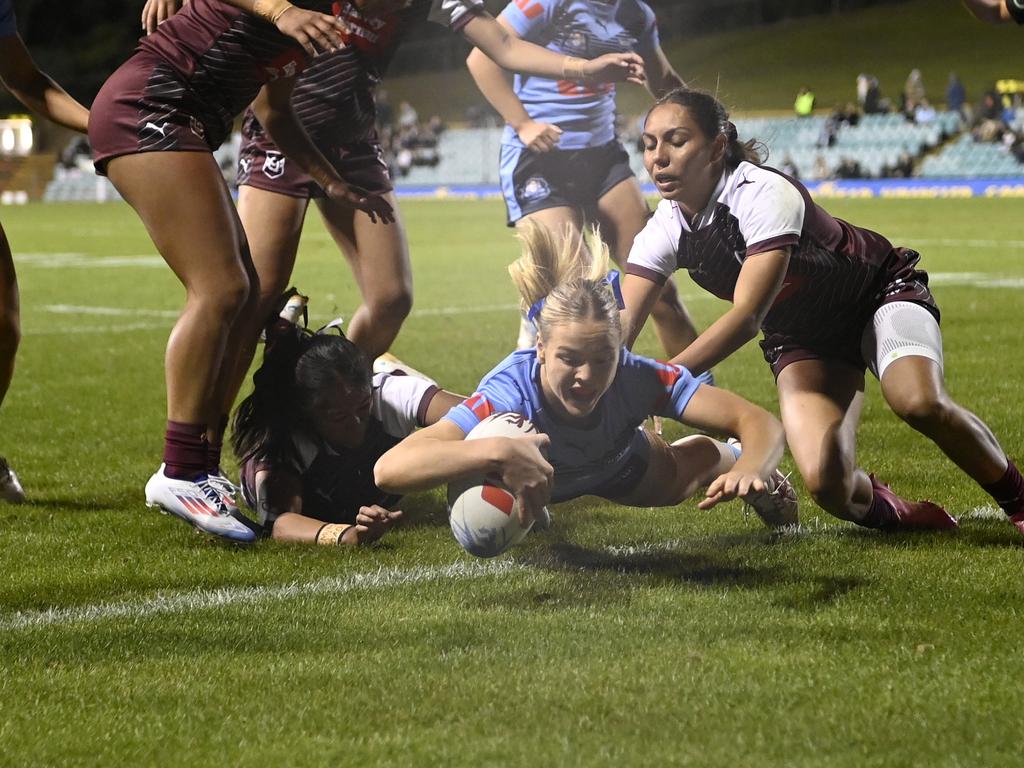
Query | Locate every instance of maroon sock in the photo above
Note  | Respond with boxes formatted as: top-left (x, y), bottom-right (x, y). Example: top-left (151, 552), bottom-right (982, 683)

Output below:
top-left (207, 415), bottom-right (229, 475)
top-left (163, 421), bottom-right (208, 480)
top-left (981, 459), bottom-right (1024, 518)
top-left (858, 489), bottom-right (899, 529)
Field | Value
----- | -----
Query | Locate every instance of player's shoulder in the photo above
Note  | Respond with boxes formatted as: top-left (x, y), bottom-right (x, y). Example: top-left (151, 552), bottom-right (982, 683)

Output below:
top-left (724, 162), bottom-right (804, 212)
top-left (618, 0), bottom-right (657, 26)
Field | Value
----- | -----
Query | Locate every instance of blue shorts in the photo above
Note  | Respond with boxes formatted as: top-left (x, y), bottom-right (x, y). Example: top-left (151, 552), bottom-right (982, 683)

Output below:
top-left (499, 139), bottom-right (635, 226)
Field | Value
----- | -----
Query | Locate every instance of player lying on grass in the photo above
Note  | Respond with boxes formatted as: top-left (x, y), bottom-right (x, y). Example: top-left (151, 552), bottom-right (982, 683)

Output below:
top-left (231, 300), bottom-right (463, 545)
top-left (466, 0), bottom-right (700, 357)
top-left (374, 223), bottom-right (798, 528)
top-left (621, 87), bottom-right (1024, 535)
top-left (0, 0), bottom-right (89, 503)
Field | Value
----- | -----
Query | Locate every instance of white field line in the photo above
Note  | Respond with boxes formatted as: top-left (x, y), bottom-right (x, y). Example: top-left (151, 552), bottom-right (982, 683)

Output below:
top-left (2, 506), bottom-right (1014, 633)
top-left (0, 560), bottom-right (523, 633)
top-left (43, 304), bottom-right (180, 318)
top-left (17, 253), bottom-right (164, 268)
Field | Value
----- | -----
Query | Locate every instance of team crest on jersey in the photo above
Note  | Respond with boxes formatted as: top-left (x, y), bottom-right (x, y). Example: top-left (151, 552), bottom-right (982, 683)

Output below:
top-left (564, 30), bottom-right (589, 55)
top-left (189, 116), bottom-right (206, 141)
top-left (262, 152), bottom-right (286, 180)
top-left (519, 176), bottom-right (551, 203)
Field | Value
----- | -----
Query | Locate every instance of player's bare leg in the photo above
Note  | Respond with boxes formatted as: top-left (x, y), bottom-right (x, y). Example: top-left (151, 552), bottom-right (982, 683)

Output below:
top-left (317, 190), bottom-right (411, 360)
top-left (880, 355), bottom-right (1023, 531)
top-left (107, 151), bottom-right (257, 541)
top-left (0, 224), bottom-right (25, 502)
top-left (223, 185), bottom-right (309, 415)
top-left (596, 178), bottom-right (699, 358)
top-left (513, 206), bottom-right (582, 349)
top-left (778, 359), bottom-right (955, 530)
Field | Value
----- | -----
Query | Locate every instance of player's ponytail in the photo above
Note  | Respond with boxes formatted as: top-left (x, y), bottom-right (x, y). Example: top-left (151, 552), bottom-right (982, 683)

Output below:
top-left (652, 87), bottom-right (767, 169)
top-left (507, 221), bottom-right (622, 342)
top-left (231, 324), bottom-right (370, 468)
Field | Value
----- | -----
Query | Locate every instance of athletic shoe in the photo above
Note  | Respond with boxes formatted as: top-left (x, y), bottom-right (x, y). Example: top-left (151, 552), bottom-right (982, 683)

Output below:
top-left (145, 464), bottom-right (255, 543)
top-left (1007, 511), bottom-right (1024, 537)
top-left (727, 439), bottom-right (799, 528)
top-left (373, 352), bottom-right (437, 385)
top-left (869, 474), bottom-right (958, 531)
top-left (0, 456), bottom-right (25, 503)
top-left (516, 314), bottom-right (538, 351)
top-left (208, 469), bottom-right (240, 515)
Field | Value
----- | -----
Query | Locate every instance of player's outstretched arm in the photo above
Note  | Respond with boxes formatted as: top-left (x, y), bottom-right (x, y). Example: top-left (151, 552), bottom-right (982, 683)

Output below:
top-left (0, 35), bottom-right (88, 133)
top-left (962, 0), bottom-right (1014, 23)
top-left (669, 247), bottom-right (791, 376)
top-left (621, 272), bottom-right (667, 350)
top-left (217, 0), bottom-right (347, 55)
top-left (461, 13), bottom-right (644, 85)
top-left (675, 384), bottom-right (785, 510)
top-left (254, 79), bottom-right (394, 223)
top-left (465, 21), bottom-right (562, 154)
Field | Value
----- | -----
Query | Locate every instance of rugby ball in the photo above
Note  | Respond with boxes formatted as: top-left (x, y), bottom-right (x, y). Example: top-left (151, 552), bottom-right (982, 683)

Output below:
top-left (448, 412), bottom-right (546, 558)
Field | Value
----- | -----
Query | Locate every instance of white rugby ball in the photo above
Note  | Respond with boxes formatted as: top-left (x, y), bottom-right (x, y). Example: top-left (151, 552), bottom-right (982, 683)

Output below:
top-left (448, 412), bottom-right (545, 558)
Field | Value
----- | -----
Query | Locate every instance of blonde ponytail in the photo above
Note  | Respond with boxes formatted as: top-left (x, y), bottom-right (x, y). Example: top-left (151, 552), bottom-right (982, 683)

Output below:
top-left (507, 221), bottom-right (621, 342)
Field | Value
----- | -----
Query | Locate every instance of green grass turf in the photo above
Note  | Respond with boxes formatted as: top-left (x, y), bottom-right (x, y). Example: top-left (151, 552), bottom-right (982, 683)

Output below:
top-left (386, 0), bottom-right (1021, 120)
top-left (0, 197), bottom-right (1022, 766)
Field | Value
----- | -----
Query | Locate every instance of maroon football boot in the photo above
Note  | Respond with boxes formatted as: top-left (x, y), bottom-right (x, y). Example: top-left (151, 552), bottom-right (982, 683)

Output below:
top-left (869, 474), bottom-right (958, 531)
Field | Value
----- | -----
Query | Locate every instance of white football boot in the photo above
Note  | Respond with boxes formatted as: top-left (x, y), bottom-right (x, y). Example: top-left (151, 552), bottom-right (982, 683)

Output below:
top-left (0, 456), bottom-right (25, 503)
top-left (728, 439), bottom-right (799, 529)
top-left (207, 469), bottom-right (241, 515)
top-left (373, 352), bottom-right (437, 385)
top-left (145, 464), bottom-right (255, 543)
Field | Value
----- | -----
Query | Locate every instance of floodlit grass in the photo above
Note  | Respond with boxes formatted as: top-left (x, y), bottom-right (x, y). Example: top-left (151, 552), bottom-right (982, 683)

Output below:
top-left (0, 197), bottom-right (1022, 766)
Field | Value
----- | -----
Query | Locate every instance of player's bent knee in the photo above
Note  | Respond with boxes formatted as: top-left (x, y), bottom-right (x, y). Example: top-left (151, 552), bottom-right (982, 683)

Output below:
top-left (889, 389), bottom-right (950, 429)
top-left (369, 290), bottom-right (413, 323)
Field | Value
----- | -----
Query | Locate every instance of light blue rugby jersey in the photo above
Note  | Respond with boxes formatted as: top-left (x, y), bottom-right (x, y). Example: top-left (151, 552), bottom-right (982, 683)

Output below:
top-left (0, 0), bottom-right (18, 38)
top-left (498, 0), bottom-right (660, 150)
top-left (445, 347), bottom-right (701, 502)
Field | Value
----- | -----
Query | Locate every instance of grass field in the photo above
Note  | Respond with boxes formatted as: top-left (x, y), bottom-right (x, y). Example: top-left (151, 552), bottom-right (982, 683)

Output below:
top-left (1, 197), bottom-right (1023, 766)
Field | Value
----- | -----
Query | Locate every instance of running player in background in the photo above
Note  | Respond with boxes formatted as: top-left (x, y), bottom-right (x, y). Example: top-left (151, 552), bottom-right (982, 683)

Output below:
top-left (0, 0), bottom-right (89, 503)
top-left (962, 0), bottom-right (1024, 24)
top-left (621, 87), bottom-right (1024, 536)
top-left (231, 300), bottom-right (463, 545)
top-left (466, 0), bottom-right (700, 356)
top-left (90, 0), bottom-right (393, 543)
top-left (375, 223), bottom-right (797, 529)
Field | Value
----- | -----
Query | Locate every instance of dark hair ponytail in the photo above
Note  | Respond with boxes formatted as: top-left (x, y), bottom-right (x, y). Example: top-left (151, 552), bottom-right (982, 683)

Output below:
top-left (651, 87), bottom-right (768, 169)
top-left (231, 325), bottom-right (370, 468)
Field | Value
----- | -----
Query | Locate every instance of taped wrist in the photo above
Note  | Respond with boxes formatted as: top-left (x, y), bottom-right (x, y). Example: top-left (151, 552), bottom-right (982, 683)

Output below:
top-left (315, 523), bottom-right (353, 545)
top-left (254, 0), bottom-right (294, 24)
top-left (561, 56), bottom-right (588, 82)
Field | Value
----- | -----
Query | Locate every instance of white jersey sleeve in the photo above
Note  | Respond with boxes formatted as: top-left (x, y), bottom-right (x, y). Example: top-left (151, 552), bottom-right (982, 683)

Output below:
top-left (428, 0), bottom-right (486, 30)
top-left (728, 166), bottom-right (805, 256)
top-left (626, 199), bottom-right (682, 285)
top-left (373, 372), bottom-right (438, 439)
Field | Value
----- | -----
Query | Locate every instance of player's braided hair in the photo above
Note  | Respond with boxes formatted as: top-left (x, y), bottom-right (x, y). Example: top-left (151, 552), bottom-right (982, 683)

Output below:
top-left (652, 87), bottom-right (767, 169)
top-left (507, 220), bottom-right (622, 342)
top-left (231, 324), bottom-right (370, 468)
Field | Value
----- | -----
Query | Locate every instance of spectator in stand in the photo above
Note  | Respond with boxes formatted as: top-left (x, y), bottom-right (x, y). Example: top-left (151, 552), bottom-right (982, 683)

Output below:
top-left (962, 0), bottom-right (1024, 24)
top-left (946, 73), bottom-right (967, 116)
top-left (885, 152), bottom-right (915, 178)
top-left (834, 157), bottom-right (863, 179)
top-left (903, 69), bottom-right (926, 117)
top-left (858, 73), bottom-right (884, 115)
top-left (795, 86), bottom-right (815, 117)
top-left (914, 98), bottom-right (937, 124)
top-left (397, 100), bottom-right (418, 130)
top-left (779, 154), bottom-right (799, 179)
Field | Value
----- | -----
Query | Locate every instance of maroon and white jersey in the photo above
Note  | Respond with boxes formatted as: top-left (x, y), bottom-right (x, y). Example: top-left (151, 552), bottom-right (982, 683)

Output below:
top-left (135, 0), bottom-right (329, 149)
top-left (626, 161), bottom-right (931, 355)
top-left (247, 0), bottom-right (431, 147)
top-left (427, 0), bottom-right (485, 31)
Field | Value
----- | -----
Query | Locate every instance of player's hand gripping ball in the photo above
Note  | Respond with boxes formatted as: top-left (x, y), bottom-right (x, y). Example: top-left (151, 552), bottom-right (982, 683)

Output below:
top-left (448, 413), bottom-right (546, 558)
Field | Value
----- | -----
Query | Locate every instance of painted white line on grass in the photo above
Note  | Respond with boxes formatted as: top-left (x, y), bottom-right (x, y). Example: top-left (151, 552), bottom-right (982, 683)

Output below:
top-left (43, 304), bottom-right (180, 318)
top-left (894, 238), bottom-right (1024, 250)
top-left (411, 303), bottom-right (520, 317)
top-left (0, 560), bottom-right (523, 633)
top-left (17, 253), bottom-right (165, 268)
top-left (928, 272), bottom-right (1024, 289)
top-left (22, 322), bottom-right (171, 337)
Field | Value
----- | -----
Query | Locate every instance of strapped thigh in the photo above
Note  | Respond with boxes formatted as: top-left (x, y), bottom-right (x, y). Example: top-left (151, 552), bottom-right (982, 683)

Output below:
top-left (861, 301), bottom-right (944, 380)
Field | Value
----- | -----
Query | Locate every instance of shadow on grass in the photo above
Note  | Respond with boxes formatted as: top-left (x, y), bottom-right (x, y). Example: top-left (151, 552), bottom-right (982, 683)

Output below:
top-left (524, 541), bottom-right (786, 589)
